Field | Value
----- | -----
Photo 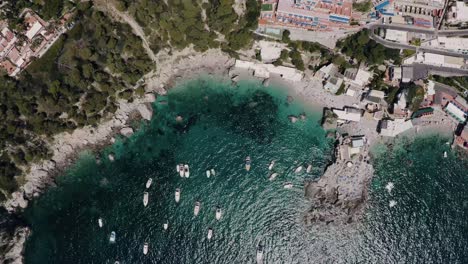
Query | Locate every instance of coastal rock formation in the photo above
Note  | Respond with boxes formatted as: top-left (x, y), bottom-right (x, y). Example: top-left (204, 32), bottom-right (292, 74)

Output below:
top-left (144, 92), bottom-right (156, 103)
top-left (304, 159), bottom-right (373, 225)
top-left (120, 127), bottom-right (134, 137)
top-left (288, 115), bottom-right (299, 123)
top-left (137, 104), bottom-right (153, 121)
top-left (0, 226), bottom-right (29, 264)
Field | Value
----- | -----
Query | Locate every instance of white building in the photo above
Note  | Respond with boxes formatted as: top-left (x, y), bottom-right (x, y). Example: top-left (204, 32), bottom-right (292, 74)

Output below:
top-left (414, 52), bottom-right (465, 69)
top-left (447, 1), bottom-right (468, 24)
top-left (380, 119), bottom-right (413, 137)
top-left (445, 102), bottom-right (467, 123)
top-left (385, 29), bottom-right (409, 43)
top-left (424, 36), bottom-right (468, 53)
top-left (333, 107), bottom-right (362, 123)
top-left (345, 68), bottom-right (372, 87)
top-left (25, 21), bottom-right (43, 40)
top-left (258, 40), bottom-right (284, 63)
top-left (234, 60), bottom-right (304, 82)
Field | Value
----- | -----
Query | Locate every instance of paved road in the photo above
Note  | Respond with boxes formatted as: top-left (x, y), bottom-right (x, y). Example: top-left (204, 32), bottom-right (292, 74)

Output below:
top-left (367, 23), bottom-right (468, 59)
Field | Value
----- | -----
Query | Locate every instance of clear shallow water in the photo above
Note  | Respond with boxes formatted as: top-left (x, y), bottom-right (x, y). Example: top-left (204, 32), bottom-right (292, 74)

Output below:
top-left (21, 78), bottom-right (468, 263)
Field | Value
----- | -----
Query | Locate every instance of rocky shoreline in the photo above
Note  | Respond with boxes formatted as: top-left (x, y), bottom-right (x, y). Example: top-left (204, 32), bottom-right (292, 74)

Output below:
top-left (0, 48), bottom-right (235, 264)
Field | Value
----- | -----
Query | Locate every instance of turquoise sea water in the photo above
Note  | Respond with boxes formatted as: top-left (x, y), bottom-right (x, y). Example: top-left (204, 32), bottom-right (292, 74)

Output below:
top-left (21, 78), bottom-right (468, 263)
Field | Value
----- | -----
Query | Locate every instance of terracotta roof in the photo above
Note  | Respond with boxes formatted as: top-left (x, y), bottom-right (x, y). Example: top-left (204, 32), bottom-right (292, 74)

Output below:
top-left (0, 60), bottom-right (17, 75)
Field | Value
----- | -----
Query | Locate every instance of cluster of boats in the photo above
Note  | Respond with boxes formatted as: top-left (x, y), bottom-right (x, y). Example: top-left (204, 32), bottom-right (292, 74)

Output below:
top-left (101, 156), bottom-right (313, 261)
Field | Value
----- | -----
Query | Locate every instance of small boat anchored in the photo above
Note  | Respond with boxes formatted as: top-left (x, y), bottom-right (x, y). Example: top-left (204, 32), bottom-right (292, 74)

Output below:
top-left (143, 242), bottom-right (149, 255)
top-left (145, 178), bottom-right (153, 189)
top-left (245, 156), bottom-right (251, 171)
top-left (207, 228), bottom-right (213, 240)
top-left (385, 182), bottom-right (394, 193)
top-left (98, 218), bottom-right (103, 228)
top-left (175, 188), bottom-right (181, 203)
top-left (294, 166), bottom-right (303, 173)
top-left (256, 244), bottom-right (264, 263)
top-left (109, 231), bottom-right (116, 243)
top-left (444, 151), bottom-right (448, 158)
top-left (163, 222), bottom-right (169, 230)
top-left (284, 182), bottom-right (293, 189)
top-left (143, 192), bottom-right (149, 207)
top-left (215, 207), bottom-right (222, 220)
top-left (210, 169), bottom-right (216, 176)
top-left (194, 201), bottom-right (201, 216)
top-left (179, 164), bottom-right (185, 177)
top-left (206, 170), bottom-right (211, 178)
top-left (389, 200), bottom-right (397, 208)
top-left (269, 173), bottom-right (278, 181)
top-left (268, 161), bottom-right (275, 171)
top-left (184, 164), bottom-right (190, 178)
top-left (306, 164), bottom-right (312, 173)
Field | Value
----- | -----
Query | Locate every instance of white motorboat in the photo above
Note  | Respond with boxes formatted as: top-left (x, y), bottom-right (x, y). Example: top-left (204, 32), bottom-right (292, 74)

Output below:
top-left (146, 178), bottom-right (153, 189)
top-left (176, 164), bottom-right (180, 173)
top-left (284, 182), bottom-right (293, 189)
top-left (184, 164), bottom-right (190, 178)
top-left (269, 173), bottom-right (278, 181)
top-left (163, 222), bottom-right (168, 230)
top-left (98, 218), bottom-right (103, 228)
top-left (215, 207), bottom-right (222, 220)
top-left (109, 231), bottom-right (116, 243)
top-left (206, 170), bottom-right (211, 178)
top-left (306, 164), bottom-right (312, 173)
top-left (143, 192), bottom-right (149, 207)
top-left (294, 166), bottom-right (303, 173)
top-left (245, 156), bottom-right (251, 171)
top-left (175, 188), bottom-right (181, 203)
top-left (207, 228), bottom-right (213, 240)
top-left (268, 160), bottom-right (275, 170)
top-left (210, 169), bottom-right (216, 176)
top-left (444, 151), bottom-right (448, 158)
top-left (194, 201), bottom-right (201, 216)
top-left (179, 164), bottom-right (185, 177)
top-left (385, 182), bottom-right (394, 193)
top-left (256, 244), bottom-right (264, 263)
top-left (143, 242), bottom-right (149, 255)
top-left (389, 200), bottom-right (397, 207)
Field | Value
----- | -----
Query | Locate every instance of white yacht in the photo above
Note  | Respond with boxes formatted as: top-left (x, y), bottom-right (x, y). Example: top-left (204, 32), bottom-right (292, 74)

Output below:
top-left (389, 200), bottom-right (397, 207)
top-left (143, 192), bottom-right (149, 207)
top-left (385, 182), bottom-right (394, 193)
top-left (184, 164), bottom-right (190, 178)
top-left (210, 169), bottom-right (216, 176)
top-left (306, 164), bottom-right (312, 173)
top-left (163, 222), bottom-right (168, 230)
top-left (179, 164), bottom-right (185, 177)
top-left (215, 207), bottom-right (222, 220)
top-left (284, 182), bottom-right (293, 189)
top-left (294, 166), bottom-right (303, 173)
top-left (175, 188), bottom-right (181, 203)
top-left (256, 244), bottom-right (264, 263)
top-left (176, 164), bottom-right (181, 173)
top-left (98, 218), bottom-right (103, 228)
top-left (109, 231), bottom-right (116, 243)
top-left (245, 156), bottom-right (251, 171)
top-left (444, 151), bottom-right (448, 158)
top-left (194, 201), bottom-right (201, 216)
top-left (143, 242), bottom-right (149, 255)
top-left (269, 173), bottom-right (278, 181)
top-left (268, 160), bottom-right (275, 170)
top-left (206, 170), bottom-right (211, 178)
top-left (145, 178), bottom-right (153, 189)
top-left (207, 228), bottom-right (213, 240)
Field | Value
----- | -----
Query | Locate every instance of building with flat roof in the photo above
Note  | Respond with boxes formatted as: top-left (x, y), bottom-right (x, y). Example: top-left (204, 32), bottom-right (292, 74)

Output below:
top-left (333, 107), bottom-right (362, 122)
top-left (379, 119), bottom-right (413, 137)
top-left (444, 102), bottom-right (467, 123)
top-left (385, 29), bottom-right (409, 43)
top-left (447, 1), bottom-right (468, 24)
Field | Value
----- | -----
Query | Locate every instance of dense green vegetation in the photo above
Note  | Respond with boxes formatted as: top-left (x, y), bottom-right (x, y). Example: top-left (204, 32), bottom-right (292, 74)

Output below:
top-left (0, 3), bottom-right (152, 200)
top-left (115, 0), bottom-right (260, 52)
top-left (405, 83), bottom-right (425, 112)
top-left (352, 0), bottom-right (372, 12)
top-left (338, 29), bottom-right (401, 65)
top-left (432, 75), bottom-right (468, 99)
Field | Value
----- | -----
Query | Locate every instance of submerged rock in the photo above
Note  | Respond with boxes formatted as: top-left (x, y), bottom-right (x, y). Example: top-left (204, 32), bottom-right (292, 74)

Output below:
top-left (137, 104), bottom-right (153, 121)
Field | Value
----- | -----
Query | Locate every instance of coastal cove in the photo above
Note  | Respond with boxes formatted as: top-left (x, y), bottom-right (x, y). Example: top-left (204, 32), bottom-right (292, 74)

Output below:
top-left (0, 76), bottom-right (466, 263)
top-left (22, 77), bottom-right (335, 263)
